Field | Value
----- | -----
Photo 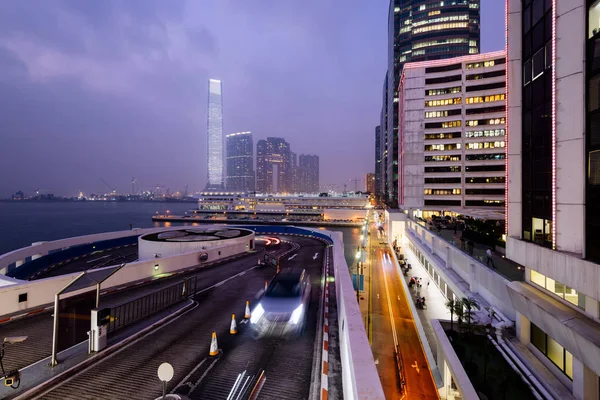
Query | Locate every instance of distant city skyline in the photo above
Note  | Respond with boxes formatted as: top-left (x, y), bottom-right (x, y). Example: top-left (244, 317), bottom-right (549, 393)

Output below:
top-left (0, 1), bottom-right (504, 197)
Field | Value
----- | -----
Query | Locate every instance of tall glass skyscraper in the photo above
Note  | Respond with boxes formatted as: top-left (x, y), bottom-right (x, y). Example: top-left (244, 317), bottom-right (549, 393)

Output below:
top-left (226, 132), bottom-right (255, 192)
top-left (256, 137), bottom-right (292, 193)
top-left (206, 79), bottom-right (224, 190)
top-left (382, 0), bottom-right (480, 206)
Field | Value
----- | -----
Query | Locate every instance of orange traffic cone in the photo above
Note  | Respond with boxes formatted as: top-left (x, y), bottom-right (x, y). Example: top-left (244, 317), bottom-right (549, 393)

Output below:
top-left (209, 331), bottom-right (219, 356)
top-left (230, 314), bottom-right (238, 335)
top-left (244, 300), bottom-right (251, 319)
top-left (264, 281), bottom-right (268, 291)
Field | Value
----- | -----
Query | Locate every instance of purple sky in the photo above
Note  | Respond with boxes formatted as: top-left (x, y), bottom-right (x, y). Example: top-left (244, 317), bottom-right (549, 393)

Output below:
top-left (0, 1), bottom-right (505, 197)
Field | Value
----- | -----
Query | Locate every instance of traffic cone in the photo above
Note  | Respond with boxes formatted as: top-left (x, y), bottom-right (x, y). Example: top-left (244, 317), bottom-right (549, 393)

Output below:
top-left (265, 281), bottom-right (268, 290)
top-left (244, 300), bottom-right (251, 319)
top-left (230, 314), bottom-right (238, 334)
top-left (209, 331), bottom-right (219, 356)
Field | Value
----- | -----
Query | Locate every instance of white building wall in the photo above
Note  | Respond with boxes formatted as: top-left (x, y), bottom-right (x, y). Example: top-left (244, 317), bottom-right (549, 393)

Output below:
top-left (402, 70), bottom-right (426, 208)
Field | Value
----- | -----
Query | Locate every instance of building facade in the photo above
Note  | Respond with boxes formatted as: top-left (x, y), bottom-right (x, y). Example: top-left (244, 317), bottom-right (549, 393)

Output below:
top-left (506, 1), bottom-right (600, 398)
top-left (385, 0), bottom-right (481, 207)
top-left (206, 79), bottom-right (224, 190)
top-left (225, 132), bottom-right (255, 192)
top-left (397, 51), bottom-right (506, 215)
top-left (380, 74), bottom-right (389, 201)
top-left (366, 173), bottom-right (376, 194)
top-left (256, 137), bottom-right (292, 193)
top-left (298, 154), bottom-right (319, 193)
top-left (375, 125), bottom-right (382, 194)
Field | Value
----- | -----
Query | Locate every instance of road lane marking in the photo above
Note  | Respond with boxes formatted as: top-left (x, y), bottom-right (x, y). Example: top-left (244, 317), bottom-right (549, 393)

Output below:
top-left (288, 254), bottom-right (298, 260)
top-left (240, 320), bottom-right (249, 325)
top-left (381, 250), bottom-right (399, 348)
top-left (313, 252), bottom-right (319, 260)
top-left (411, 361), bottom-right (420, 374)
top-left (86, 255), bottom-right (110, 263)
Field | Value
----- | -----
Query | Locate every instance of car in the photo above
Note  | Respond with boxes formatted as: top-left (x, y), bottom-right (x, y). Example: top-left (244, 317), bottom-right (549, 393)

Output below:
top-left (250, 268), bottom-right (311, 338)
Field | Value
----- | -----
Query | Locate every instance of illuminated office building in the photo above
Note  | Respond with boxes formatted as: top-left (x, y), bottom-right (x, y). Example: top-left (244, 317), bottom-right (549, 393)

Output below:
top-left (206, 79), bottom-right (224, 190)
top-left (383, 0), bottom-right (480, 207)
top-left (226, 132), bottom-right (254, 192)
top-left (256, 138), bottom-right (292, 193)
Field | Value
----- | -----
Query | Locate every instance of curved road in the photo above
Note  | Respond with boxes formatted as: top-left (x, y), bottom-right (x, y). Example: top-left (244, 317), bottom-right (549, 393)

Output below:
top-left (35, 236), bottom-right (327, 400)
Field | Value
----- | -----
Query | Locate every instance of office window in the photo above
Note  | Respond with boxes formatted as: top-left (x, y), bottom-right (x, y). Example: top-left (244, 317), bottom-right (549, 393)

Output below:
top-left (424, 132), bottom-right (462, 140)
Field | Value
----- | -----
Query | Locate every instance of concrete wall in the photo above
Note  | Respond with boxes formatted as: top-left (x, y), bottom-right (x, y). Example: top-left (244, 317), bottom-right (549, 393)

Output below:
top-left (331, 230), bottom-right (385, 400)
top-left (0, 240), bottom-right (249, 317)
top-left (407, 220), bottom-right (515, 320)
top-left (138, 230), bottom-right (254, 260)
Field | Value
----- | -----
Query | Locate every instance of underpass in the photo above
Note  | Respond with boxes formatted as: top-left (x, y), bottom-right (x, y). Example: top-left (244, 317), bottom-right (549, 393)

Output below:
top-left (34, 236), bottom-right (337, 400)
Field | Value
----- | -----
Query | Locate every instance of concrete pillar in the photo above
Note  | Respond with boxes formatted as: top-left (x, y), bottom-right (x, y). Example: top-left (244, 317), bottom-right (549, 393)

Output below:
top-left (469, 263), bottom-right (478, 294)
top-left (516, 312), bottom-right (531, 346)
top-left (573, 357), bottom-right (599, 400)
top-left (584, 296), bottom-right (599, 320)
top-left (446, 246), bottom-right (452, 269)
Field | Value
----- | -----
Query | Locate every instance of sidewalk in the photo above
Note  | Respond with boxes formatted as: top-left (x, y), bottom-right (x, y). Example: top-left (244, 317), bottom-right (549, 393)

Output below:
top-left (396, 246), bottom-right (449, 362)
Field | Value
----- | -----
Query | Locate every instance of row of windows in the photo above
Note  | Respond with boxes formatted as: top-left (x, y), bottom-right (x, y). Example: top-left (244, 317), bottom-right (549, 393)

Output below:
top-left (466, 105), bottom-right (506, 115)
top-left (464, 188), bottom-right (504, 195)
top-left (425, 63), bottom-right (462, 74)
top-left (412, 14), bottom-right (469, 29)
top-left (424, 165), bottom-right (506, 173)
top-left (426, 86), bottom-right (462, 96)
top-left (425, 199), bottom-right (462, 206)
top-left (465, 200), bottom-right (505, 207)
top-left (425, 132), bottom-right (462, 140)
top-left (424, 177), bottom-right (462, 184)
top-left (466, 81), bottom-right (506, 92)
top-left (466, 141), bottom-right (505, 149)
top-left (424, 188), bottom-right (461, 195)
top-left (425, 120), bottom-right (462, 129)
top-left (466, 176), bottom-right (506, 184)
top-left (425, 109), bottom-right (462, 118)
top-left (466, 59), bottom-right (506, 69)
top-left (465, 153), bottom-right (506, 161)
top-left (425, 155), bottom-right (461, 162)
top-left (465, 129), bottom-right (505, 138)
top-left (413, 38), bottom-right (468, 50)
top-left (465, 94), bottom-right (505, 104)
top-left (413, 22), bottom-right (469, 35)
top-left (530, 270), bottom-right (585, 310)
top-left (425, 143), bottom-right (461, 151)
top-left (413, 45), bottom-right (471, 57)
top-left (531, 323), bottom-right (573, 380)
top-left (466, 117), bottom-right (505, 127)
top-left (425, 74), bottom-right (462, 85)
top-left (426, 97), bottom-right (462, 107)
top-left (466, 70), bottom-right (506, 81)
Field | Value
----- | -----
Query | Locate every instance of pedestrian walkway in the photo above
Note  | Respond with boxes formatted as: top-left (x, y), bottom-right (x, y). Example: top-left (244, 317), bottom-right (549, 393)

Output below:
top-left (414, 220), bottom-right (524, 281)
top-left (396, 246), bottom-right (449, 362)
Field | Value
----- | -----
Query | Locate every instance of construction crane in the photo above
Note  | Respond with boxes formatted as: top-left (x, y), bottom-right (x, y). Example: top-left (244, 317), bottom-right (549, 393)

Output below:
top-left (100, 179), bottom-right (116, 194)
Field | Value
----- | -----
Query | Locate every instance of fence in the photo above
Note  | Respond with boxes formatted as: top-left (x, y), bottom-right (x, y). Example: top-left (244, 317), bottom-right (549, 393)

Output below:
top-left (106, 277), bottom-right (197, 333)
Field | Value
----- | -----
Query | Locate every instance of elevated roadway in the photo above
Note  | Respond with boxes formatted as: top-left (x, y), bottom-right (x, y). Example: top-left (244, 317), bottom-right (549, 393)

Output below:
top-left (34, 236), bottom-right (335, 400)
top-left (0, 241), bottom-right (288, 374)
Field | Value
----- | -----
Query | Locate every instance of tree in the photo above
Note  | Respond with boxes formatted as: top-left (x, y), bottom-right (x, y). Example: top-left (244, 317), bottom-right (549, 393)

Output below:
top-left (445, 299), bottom-right (457, 331)
top-left (462, 297), bottom-right (481, 330)
top-left (454, 302), bottom-right (465, 330)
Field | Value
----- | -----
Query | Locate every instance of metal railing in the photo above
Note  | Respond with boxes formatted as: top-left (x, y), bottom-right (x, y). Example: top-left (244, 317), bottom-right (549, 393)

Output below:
top-left (106, 277), bottom-right (197, 333)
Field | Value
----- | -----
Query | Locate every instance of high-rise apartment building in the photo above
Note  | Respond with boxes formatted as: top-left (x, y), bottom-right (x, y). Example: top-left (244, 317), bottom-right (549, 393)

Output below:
top-left (375, 125), bottom-right (382, 194)
top-left (206, 79), bottom-right (224, 190)
top-left (398, 51), bottom-right (506, 214)
top-left (256, 137), bottom-right (292, 193)
top-left (384, 0), bottom-right (481, 207)
top-left (298, 154), bottom-right (319, 193)
top-left (380, 74), bottom-right (389, 201)
top-left (291, 151), bottom-right (298, 192)
top-left (366, 173), bottom-right (376, 194)
top-left (225, 132), bottom-right (254, 192)
top-left (505, 1), bottom-right (600, 398)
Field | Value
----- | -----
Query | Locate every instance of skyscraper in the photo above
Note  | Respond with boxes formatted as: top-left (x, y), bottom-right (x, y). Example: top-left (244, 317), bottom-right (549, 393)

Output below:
top-left (225, 132), bottom-right (254, 192)
top-left (256, 137), bottom-right (292, 193)
top-left (291, 151), bottom-right (298, 192)
top-left (206, 79), bottom-right (224, 190)
top-left (298, 154), bottom-right (319, 193)
top-left (385, 0), bottom-right (481, 206)
top-left (375, 125), bottom-right (381, 194)
top-left (366, 173), bottom-right (376, 194)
